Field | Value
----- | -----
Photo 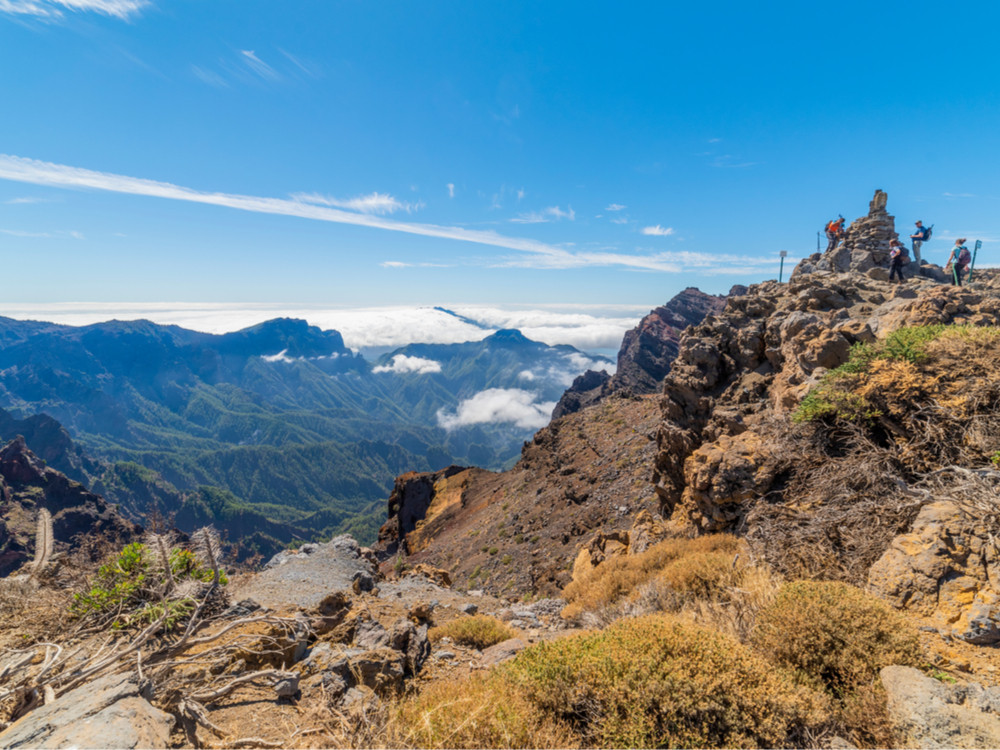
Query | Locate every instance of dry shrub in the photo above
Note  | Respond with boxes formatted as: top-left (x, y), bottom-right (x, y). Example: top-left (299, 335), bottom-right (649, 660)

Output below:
top-left (502, 614), bottom-right (828, 749)
top-left (388, 676), bottom-right (578, 749)
top-left (0, 579), bottom-right (73, 650)
top-left (428, 615), bottom-right (516, 650)
top-left (561, 534), bottom-right (742, 621)
top-left (674, 562), bottom-right (782, 643)
top-left (752, 580), bottom-right (922, 697)
top-left (834, 680), bottom-right (898, 750)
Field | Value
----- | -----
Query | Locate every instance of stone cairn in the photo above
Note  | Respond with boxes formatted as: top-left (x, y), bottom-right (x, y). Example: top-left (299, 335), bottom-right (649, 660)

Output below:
top-left (794, 189), bottom-right (903, 277)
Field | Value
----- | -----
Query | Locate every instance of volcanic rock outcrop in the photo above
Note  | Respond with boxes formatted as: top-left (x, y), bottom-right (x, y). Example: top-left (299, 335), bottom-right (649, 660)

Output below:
top-left (0, 435), bottom-right (138, 576)
top-left (552, 287), bottom-right (726, 418)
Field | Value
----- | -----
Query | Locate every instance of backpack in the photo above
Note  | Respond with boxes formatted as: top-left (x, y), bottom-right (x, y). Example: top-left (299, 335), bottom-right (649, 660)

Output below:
top-left (923, 225), bottom-right (933, 242)
top-left (899, 246), bottom-right (910, 265)
top-left (958, 246), bottom-right (972, 267)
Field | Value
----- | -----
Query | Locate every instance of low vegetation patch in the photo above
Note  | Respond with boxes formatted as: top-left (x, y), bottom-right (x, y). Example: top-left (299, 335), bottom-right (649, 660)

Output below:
top-left (502, 614), bottom-right (826, 748)
top-left (561, 534), bottom-right (749, 622)
top-left (753, 580), bottom-right (922, 694)
top-left (428, 614), bottom-right (516, 650)
top-left (389, 675), bottom-right (578, 749)
top-left (752, 580), bottom-right (922, 748)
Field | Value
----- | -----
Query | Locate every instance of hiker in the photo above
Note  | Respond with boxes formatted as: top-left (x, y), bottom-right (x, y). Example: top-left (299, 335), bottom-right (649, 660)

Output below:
top-left (910, 220), bottom-right (931, 264)
top-left (946, 238), bottom-right (971, 286)
top-left (825, 217), bottom-right (845, 252)
top-left (888, 239), bottom-right (907, 283)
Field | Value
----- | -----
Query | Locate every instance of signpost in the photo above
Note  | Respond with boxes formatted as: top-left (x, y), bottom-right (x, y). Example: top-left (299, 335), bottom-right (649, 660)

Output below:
top-left (779, 250), bottom-right (788, 283)
top-left (968, 239), bottom-right (982, 283)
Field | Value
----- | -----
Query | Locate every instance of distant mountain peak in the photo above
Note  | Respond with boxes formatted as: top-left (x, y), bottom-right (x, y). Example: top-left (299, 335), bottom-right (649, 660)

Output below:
top-left (486, 329), bottom-right (531, 345)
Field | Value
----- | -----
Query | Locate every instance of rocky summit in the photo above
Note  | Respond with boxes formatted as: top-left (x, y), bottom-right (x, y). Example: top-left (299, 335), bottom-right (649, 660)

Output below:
top-left (6, 193), bottom-right (1000, 748)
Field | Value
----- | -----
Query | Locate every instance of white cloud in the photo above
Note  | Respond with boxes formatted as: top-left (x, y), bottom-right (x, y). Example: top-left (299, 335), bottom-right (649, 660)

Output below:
top-left (293, 191), bottom-right (420, 215)
top-left (0, 155), bottom-right (779, 274)
top-left (517, 188), bottom-right (525, 202)
top-left (606, 203), bottom-right (626, 211)
top-left (1, 227), bottom-right (82, 239)
top-left (610, 216), bottom-right (629, 225)
top-left (262, 349), bottom-right (292, 363)
top-left (641, 224), bottom-right (675, 236)
top-left (240, 50), bottom-right (280, 81)
top-left (943, 192), bottom-right (976, 199)
top-left (4, 196), bottom-right (49, 204)
top-left (518, 369), bottom-right (536, 381)
top-left (447, 183), bottom-right (455, 198)
top-left (0, 303), bottom-right (652, 354)
top-left (191, 65), bottom-right (228, 88)
top-left (373, 354), bottom-right (442, 375)
top-left (379, 261), bottom-right (450, 268)
top-left (437, 388), bottom-right (555, 430)
top-left (0, 154), bottom-right (577, 261)
top-left (0, 0), bottom-right (148, 17)
top-left (510, 205), bottom-right (575, 224)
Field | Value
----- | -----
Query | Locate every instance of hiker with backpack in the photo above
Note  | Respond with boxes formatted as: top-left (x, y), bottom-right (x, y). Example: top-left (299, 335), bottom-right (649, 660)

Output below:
top-left (825, 216), bottom-right (846, 252)
top-left (910, 220), bottom-right (932, 264)
top-left (946, 238), bottom-right (972, 286)
top-left (888, 239), bottom-right (908, 283)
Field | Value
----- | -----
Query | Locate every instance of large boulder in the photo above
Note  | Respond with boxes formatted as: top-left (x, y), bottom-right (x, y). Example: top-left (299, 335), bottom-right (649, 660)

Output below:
top-left (881, 665), bottom-right (1000, 748)
top-left (0, 673), bottom-right (174, 749)
top-left (869, 501), bottom-right (1000, 644)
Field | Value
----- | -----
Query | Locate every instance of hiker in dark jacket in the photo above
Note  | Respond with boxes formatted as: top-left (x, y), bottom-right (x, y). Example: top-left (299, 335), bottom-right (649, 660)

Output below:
top-left (946, 238), bottom-right (971, 286)
top-left (888, 239), bottom-right (907, 283)
top-left (910, 220), bottom-right (930, 264)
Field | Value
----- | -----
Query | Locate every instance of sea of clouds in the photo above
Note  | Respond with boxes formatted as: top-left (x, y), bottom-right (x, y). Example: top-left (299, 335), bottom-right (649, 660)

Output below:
top-left (0, 302), bottom-right (649, 356)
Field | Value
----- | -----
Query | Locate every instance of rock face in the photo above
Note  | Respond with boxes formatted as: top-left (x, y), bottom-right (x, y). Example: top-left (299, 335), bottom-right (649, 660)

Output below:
top-left (375, 466), bottom-right (469, 558)
top-left (0, 673), bottom-right (174, 749)
top-left (373, 394), bottom-right (662, 597)
top-left (0, 436), bottom-right (138, 577)
top-left (870, 501), bottom-right (1000, 644)
top-left (881, 665), bottom-right (1000, 749)
top-left (552, 287), bottom-right (726, 418)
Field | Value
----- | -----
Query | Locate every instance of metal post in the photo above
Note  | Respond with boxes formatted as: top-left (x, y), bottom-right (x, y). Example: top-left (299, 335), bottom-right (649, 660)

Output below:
top-left (779, 250), bottom-right (788, 283)
top-left (968, 239), bottom-right (982, 283)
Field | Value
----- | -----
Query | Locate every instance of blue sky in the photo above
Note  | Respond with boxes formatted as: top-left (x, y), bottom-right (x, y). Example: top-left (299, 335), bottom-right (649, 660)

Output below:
top-left (1, 0), bottom-right (998, 314)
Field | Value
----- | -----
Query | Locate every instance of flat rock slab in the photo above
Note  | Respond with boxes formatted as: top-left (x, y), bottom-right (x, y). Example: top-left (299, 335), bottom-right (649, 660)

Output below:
top-left (0, 672), bottom-right (173, 749)
top-left (881, 665), bottom-right (1000, 749)
top-left (235, 535), bottom-right (376, 610)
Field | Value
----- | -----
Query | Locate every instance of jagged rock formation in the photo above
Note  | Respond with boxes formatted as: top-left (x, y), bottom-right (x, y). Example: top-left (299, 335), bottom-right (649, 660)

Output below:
top-left (793, 189), bottom-right (900, 276)
top-left (552, 287), bottom-right (726, 418)
top-left (0, 436), bottom-right (138, 576)
top-left (794, 189), bottom-right (950, 282)
top-left (652, 273), bottom-right (1000, 526)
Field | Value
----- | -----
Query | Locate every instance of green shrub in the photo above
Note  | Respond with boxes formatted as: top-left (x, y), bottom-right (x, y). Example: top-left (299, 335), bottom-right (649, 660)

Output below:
top-left (502, 614), bottom-right (826, 748)
top-left (72, 538), bottom-right (227, 630)
top-left (752, 580), bottom-right (922, 696)
top-left (793, 325), bottom-right (958, 423)
top-left (429, 615), bottom-right (517, 650)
